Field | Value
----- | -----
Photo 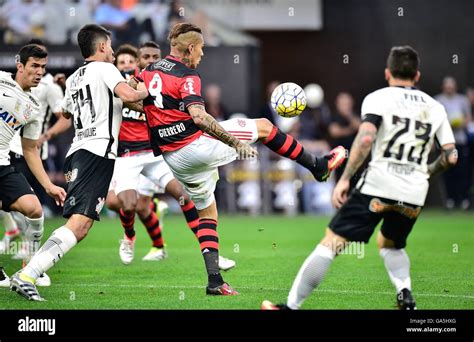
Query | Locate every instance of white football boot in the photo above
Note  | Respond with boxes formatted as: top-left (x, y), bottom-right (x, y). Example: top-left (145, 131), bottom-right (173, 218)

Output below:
top-left (218, 256), bottom-right (236, 271)
top-left (142, 246), bottom-right (168, 261)
top-left (119, 236), bottom-right (135, 265)
top-left (35, 273), bottom-right (51, 287)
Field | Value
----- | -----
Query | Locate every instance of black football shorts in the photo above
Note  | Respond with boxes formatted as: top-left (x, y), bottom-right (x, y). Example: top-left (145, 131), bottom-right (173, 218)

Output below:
top-left (63, 150), bottom-right (115, 221)
top-left (328, 189), bottom-right (422, 248)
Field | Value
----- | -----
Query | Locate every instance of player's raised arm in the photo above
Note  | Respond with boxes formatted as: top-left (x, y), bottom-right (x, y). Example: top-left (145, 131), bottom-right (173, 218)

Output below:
top-left (21, 137), bottom-right (66, 206)
top-left (188, 103), bottom-right (258, 158)
top-left (332, 121), bottom-right (377, 208)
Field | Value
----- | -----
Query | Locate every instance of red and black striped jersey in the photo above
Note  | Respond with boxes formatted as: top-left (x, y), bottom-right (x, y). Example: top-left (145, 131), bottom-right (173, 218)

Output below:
top-left (118, 68), bottom-right (152, 157)
top-left (139, 56), bottom-right (204, 154)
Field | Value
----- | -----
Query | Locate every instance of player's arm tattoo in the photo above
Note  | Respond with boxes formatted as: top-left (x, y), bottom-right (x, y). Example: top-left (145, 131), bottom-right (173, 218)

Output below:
top-left (188, 104), bottom-right (241, 148)
top-left (428, 146), bottom-right (457, 176)
top-left (127, 76), bottom-right (139, 90)
top-left (123, 100), bottom-right (144, 113)
top-left (341, 124), bottom-right (377, 181)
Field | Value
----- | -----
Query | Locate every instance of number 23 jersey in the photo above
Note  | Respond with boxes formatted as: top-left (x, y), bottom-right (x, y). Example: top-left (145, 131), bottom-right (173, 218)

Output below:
top-left (357, 86), bottom-right (455, 206)
top-left (62, 61), bottom-right (125, 159)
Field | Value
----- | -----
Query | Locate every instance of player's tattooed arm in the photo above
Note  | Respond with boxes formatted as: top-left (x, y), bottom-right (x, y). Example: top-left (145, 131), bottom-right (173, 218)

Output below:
top-left (428, 143), bottom-right (457, 176)
top-left (188, 104), bottom-right (240, 147)
top-left (123, 100), bottom-right (144, 113)
top-left (127, 76), bottom-right (139, 90)
top-left (340, 122), bottom-right (378, 181)
top-left (188, 104), bottom-right (258, 157)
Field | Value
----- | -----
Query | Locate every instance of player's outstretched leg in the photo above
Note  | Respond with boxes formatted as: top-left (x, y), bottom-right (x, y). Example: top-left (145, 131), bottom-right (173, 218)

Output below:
top-left (377, 232), bottom-right (416, 310)
top-left (136, 196), bottom-right (167, 261)
top-left (262, 228), bottom-right (345, 310)
top-left (11, 214), bottom-right (90, 301)
top-left (255, 119), bottom-right (346, 181)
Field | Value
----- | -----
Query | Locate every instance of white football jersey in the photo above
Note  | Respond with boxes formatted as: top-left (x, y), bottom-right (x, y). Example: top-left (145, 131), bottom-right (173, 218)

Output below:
top-left (62, 61), bottom-right (125, 159)
top-left (10, 73), bottom-right (64, 160)
top-left (357, 86), bottom-right (455, 206)
top-left (0, 71), bottom-right (42, 166)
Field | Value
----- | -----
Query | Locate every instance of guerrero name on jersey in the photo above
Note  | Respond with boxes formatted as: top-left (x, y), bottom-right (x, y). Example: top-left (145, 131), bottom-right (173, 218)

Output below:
top-left (139, 56), bottom-right (204, 154)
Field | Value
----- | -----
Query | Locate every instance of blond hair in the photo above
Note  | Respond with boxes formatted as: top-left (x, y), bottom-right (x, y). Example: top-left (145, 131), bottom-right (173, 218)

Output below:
top-left (168, 23), bottom-right (203, 55)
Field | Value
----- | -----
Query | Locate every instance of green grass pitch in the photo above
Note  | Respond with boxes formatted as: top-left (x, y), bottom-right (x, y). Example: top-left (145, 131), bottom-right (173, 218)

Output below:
top-left (0, 211), bottom-right (473, 309)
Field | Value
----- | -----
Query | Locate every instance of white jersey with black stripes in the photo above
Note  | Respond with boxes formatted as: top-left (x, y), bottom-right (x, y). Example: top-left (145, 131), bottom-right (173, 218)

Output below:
top-left (357, 86), bottom-right (455, 206)
top-left (62, 61), bottom-right (125, 159)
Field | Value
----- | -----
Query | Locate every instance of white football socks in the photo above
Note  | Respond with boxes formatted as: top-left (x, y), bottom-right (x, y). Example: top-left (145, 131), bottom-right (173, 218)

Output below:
top-left (24, 215), bottom-right (44, 257)
top-left (287, 244), bottom-right (335, 309)
top-left (380, 247), bottom-right (411, 293)
top-left (11, 211), bottom-right (27, 232)
top-left (22, 226), bottom-right (77, 281)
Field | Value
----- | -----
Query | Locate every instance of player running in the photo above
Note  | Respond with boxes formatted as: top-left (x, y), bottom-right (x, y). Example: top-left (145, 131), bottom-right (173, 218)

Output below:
top-left (262, 46), bottom-right (457, 310)
top-left (10, 24), bottom-right (148, 301)
top-left (137, 23), bottom-right (346, 295)
top-left (1, 39), bottom-right (71, 287)
top-left (0, 44), bottom-right (66, 287)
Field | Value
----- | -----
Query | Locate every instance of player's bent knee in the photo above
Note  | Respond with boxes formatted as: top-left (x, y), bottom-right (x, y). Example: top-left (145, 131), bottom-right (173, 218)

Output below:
top-left (376, 231), bottom-right (395, 249)
top-left (118, 192), bottom-right (137, 213)
top-left (67, 215), bottom-right (94, 242)
top-left (28, 206), bottom-right (43, 219)
top-left (256, 118), bottom-right (273, 139)
top-left (165, 179), bottom-right (186, 200)
top-left (10, 195), bottom-right (43, 218)
top-left (105, 191), bottom-right (120, 212)
top-left (320, 228), bottom-right (348, 255)
top-left (136, 198), bottom-right (151, 218)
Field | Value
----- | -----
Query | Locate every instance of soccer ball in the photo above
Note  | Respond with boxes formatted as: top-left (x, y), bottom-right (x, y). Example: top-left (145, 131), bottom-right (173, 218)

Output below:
top-left (271, 82), bottom-right (306, 118)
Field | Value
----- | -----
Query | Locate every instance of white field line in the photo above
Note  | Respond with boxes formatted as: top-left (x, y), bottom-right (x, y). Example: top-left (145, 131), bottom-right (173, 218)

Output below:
top-left (51, 283), bottom-right (474, 300)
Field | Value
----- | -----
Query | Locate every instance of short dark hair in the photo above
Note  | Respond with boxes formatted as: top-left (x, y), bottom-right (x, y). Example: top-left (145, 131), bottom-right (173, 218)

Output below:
top-left (28, 38), bottom-right (46, 47)
top-left (115, 44), bottom-right (138, 65)
top-left (387, 46), bottom-right (420, 80)
top-left (16, 44), bottom-right (48, 65)
top-left (77, 24), bottom-right (112, 59)
top-left (139, 41), bottom-right (160, 50)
